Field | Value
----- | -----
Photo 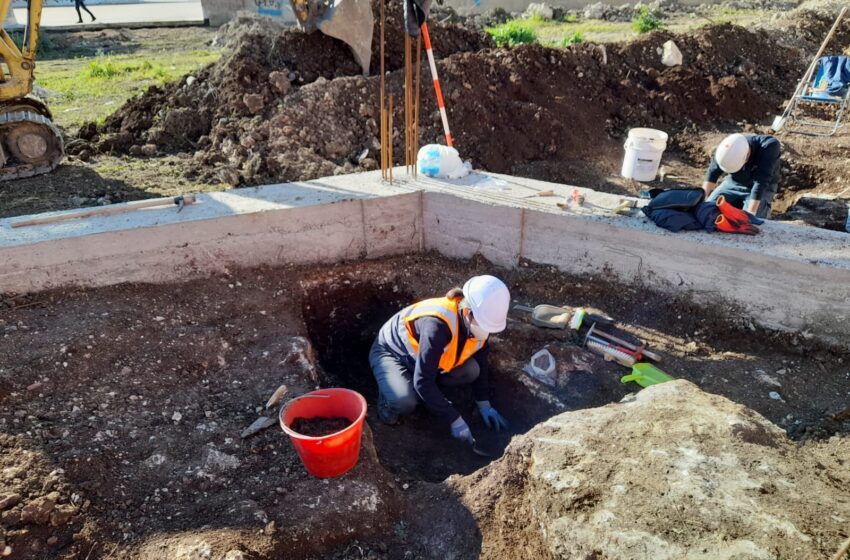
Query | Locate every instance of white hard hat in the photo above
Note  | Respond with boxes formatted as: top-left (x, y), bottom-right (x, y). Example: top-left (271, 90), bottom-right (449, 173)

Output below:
top-left (462, 275), bottom-right (510, 334)
top-left (715, 133), bottom-right (750, 173)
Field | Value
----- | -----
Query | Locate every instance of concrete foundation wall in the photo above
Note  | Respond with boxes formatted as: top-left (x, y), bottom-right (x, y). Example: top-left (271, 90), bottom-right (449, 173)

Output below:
top-left (425, 199), bottom-right (850, 343)
top-left (0, 192), bottom-right (421, 293)
top-left (2, 171), bottom-right (848, 346)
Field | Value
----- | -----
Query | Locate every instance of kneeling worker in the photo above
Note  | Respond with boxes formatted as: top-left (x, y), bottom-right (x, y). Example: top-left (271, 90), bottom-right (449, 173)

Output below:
top-left (702, 133), bottom-right (781, 219)
top-left (369, 275), bottom-right (510, 446)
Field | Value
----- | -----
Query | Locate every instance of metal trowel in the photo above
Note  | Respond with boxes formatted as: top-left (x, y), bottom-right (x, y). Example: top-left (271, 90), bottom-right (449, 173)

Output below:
top-left (471, 439), bottom-right (497, 457)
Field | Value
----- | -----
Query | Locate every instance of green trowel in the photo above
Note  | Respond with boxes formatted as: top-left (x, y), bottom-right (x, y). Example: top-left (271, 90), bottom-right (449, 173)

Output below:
top-left (620, 363), bottom-right (674, 388)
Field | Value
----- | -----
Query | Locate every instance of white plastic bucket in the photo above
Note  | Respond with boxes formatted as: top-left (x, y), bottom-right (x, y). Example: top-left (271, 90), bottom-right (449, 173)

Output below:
top-left (621, 128), bottom-right (668, 182)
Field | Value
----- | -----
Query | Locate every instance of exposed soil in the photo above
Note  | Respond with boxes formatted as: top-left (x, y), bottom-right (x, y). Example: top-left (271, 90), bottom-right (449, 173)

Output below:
top-left (1, 253), bottom-right (848, 558)
top-left (300, 277), bottom-right (564, 482)
top-left (0, 2), bottom-right (841, 229)
top-left (46, 2), bottom-right (847, 232)
top-left (290, 416), bottom-right (352, 437)
top-left (73, 20), bottom-right (804, 185)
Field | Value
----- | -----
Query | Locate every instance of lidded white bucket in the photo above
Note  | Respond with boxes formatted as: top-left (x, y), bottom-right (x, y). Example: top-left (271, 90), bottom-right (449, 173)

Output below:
top-left (621, 128), bottom-right (668, 182)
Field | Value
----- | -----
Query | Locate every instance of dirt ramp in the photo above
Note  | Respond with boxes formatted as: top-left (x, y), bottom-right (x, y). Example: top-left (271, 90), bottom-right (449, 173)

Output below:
top-left (453, 380), bottom-right (850, 559)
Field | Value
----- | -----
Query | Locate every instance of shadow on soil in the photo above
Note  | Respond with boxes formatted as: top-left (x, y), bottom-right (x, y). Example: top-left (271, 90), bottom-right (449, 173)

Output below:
top-left (0, 164), bottom-right (156, 219)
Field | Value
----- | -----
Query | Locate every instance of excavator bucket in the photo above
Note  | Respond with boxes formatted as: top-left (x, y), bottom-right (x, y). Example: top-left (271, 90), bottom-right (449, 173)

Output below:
top-left (289, 0), bottom-right (374, 75)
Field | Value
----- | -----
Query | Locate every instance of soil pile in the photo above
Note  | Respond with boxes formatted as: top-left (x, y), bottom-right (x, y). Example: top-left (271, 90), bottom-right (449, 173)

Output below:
top-left (770, 1), bottom-right (850, 54)
top-left (453, 380), bottom-right (850, 559)
top-left (72, 18), bottom-right (807, 187)
top-left (71, 5), bottom-right (491, 164)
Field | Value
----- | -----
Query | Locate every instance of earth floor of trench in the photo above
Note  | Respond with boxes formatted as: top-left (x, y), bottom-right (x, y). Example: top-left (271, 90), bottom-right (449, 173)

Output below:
top-left (0, 254), bottom-right (848, 559)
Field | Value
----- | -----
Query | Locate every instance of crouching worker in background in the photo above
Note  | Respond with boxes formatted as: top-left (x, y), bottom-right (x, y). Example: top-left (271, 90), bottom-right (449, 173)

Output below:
top-left (703, 133), bottom-right (781, 219)
top-left (369, 275), bottom-right (511, 447)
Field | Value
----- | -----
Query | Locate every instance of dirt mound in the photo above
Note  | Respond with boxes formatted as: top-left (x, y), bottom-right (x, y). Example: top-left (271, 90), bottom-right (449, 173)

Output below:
top-left (453, 380), bottom-right (850, 559)
top-left (181, 23), bottom-right (804, 186)
top-left (771, 0), bottom-right (850, 54)
top-left (72, 8), bottom-right (491, 162)
top-left (75, 17), bottom-right (814, 190)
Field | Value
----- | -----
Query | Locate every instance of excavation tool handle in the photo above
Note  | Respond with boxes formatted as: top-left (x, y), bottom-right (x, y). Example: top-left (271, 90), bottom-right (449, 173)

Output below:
top-left (421, 23), bottom-right (453, 147)
top-left (591, 326), bottom-right (662, 362)
top-left (11, 195), bottom-right (198, 228)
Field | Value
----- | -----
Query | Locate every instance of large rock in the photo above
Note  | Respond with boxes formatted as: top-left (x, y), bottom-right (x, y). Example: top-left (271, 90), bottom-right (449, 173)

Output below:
top-left (525, 2), bottom-right (554, 19)
top-left (455, 380), bottom-right (850, 559)
top-left (583, 2), bottom-right (608, 19)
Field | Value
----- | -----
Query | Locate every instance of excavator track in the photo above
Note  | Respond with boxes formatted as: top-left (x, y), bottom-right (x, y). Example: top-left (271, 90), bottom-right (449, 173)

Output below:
top-left (0, 106), bottom-right (64, 181)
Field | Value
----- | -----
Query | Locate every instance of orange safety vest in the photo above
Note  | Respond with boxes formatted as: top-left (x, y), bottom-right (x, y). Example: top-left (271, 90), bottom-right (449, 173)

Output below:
top-left (398, 297), bottom-right (486, 373)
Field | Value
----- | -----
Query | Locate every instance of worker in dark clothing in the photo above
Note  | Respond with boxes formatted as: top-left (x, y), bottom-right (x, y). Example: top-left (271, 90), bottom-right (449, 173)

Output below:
top-left (369, 275), bottom-right (511, 446)
top-left (702, 133), bottom-right (781, 219)
top-left (75, 0), bottom-right (96, 23)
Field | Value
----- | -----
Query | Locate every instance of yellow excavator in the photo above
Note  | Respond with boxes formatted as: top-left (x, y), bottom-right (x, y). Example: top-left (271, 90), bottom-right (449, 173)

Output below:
top-left (0, 0), bottom-right (63, 180)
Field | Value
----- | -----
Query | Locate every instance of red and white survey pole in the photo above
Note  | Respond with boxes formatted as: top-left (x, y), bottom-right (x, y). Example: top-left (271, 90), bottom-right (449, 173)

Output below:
top-left (420, 23), bottom-right (453, 148)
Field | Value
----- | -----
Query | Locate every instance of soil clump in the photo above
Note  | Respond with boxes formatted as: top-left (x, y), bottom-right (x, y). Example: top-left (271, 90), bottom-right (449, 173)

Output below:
top-left (290, 416), bottom-right (352, 436)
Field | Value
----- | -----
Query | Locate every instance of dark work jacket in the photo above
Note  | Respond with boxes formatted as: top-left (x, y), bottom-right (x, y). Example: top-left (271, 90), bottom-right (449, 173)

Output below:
top-left (378, 314), bottom-right (490, 424)
top-left (643, 202), bottom-right (720, 233)
top-left (705, 135), bottom-right (781, 201)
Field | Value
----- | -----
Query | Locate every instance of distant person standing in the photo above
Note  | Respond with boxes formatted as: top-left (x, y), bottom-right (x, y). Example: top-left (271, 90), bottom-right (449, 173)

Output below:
top-left (75, 0), bottom-right (96, 23)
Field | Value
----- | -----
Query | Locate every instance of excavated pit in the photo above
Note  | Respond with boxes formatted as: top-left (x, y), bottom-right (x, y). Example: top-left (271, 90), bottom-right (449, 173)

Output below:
top-left (301, 279), bottom-right (568, 482)
top-left (0, 254), bottom-right (848, 559)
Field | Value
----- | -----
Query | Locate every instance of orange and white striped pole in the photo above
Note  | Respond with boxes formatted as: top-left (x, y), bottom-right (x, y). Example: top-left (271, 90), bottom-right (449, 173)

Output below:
top-left (420, 23), bottom-right (453, 148)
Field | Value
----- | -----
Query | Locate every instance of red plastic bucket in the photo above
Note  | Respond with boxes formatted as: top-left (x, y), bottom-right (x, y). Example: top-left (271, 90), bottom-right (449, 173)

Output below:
top-left (280, 388), bottom-right (367, 478)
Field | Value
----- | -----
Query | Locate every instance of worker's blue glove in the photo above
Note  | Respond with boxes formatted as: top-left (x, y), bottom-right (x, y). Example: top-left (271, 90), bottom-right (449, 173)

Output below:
top-left (477, 401), bottom-right (509, 432)
top-left (450, 416), bottom-right (474, 445)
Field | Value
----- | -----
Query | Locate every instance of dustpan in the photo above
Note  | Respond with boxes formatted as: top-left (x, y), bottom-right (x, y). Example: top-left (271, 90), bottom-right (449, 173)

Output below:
top-left (620, 363), bottom-right (674, 388)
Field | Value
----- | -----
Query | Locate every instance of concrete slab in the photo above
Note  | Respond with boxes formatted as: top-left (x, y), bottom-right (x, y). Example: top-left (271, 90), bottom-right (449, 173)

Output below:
top-left (1, 179), bottom-right (408, 247)
top-left (1, 169), bottom-right (848, 345)
top-left (0, 180), bottom-right (416, 292)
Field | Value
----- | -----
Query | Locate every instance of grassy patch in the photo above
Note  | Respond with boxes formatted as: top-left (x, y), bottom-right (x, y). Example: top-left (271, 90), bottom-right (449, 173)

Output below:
top-left (487, 19), bottom-right (538, 46)
top-left (34, 50), bottom-right (220, 130)
top-left (561, 32), bottom-right (586, 46)
top-left (632, 6), bottom-right (665, 34)
top-left (488, 16), bottom-right (631, 47)
top-left (84, 58), bottom-right (169, 80)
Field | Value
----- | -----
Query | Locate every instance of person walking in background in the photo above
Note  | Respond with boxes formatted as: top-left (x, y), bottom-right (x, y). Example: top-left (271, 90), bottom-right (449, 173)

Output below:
top-left (75, 0), bottom-right (96, 23)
